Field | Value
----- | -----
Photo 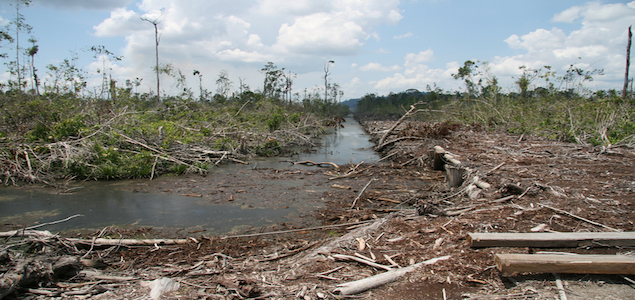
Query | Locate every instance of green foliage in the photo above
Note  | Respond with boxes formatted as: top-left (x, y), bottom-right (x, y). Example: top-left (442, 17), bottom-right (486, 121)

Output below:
top-left (255, 139), bottom-right (281, 156)
top-left (266, 113), bottom-right (284, 132)
top-left (213, 137), bottom-right (237, 151)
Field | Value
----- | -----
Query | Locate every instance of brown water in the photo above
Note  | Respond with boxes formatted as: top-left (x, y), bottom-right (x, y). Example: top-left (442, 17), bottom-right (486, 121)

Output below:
top-left (0, 116), bottom-right (379, 234)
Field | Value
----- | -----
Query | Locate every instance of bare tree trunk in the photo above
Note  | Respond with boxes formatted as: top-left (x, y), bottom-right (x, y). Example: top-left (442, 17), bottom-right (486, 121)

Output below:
top-left (154, 23), bottom-right (160, 102)
top-left (624, 26), bottom-right (632, 99)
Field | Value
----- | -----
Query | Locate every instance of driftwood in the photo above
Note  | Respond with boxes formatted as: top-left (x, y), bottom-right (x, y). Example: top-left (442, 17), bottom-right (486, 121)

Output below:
top-left (334, 255), bottom-right (451, 295)
top-left (468, 232), bottom-right (635, 248)
top-left (495, 254), bottom-right (635, 275)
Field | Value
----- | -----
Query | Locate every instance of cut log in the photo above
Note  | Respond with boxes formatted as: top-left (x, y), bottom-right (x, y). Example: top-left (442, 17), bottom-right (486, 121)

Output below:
top-left (429, 146), bottom-right (446, 170)
top-left (445, 164), bottom-right (465, 188)
top-left (468, 232), bottom-right (635, 248)
top-left (495, 254), bottom-right (635, 275)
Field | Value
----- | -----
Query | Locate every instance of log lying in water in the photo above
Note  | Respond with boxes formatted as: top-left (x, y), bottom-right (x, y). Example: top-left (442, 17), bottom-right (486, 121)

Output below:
top-left (495, 254), bottom-right (635, 275)
top-left (468, 232), bottom-right (635, 248)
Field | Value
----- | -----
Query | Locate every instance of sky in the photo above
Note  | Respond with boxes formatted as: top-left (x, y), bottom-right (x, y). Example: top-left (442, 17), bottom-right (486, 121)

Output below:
top-left (0, 0), bottom-right (633, 100)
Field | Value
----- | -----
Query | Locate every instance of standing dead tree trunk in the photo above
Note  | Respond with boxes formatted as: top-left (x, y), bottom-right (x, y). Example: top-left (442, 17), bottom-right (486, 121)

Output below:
top-left (624, 25), bottom-right (632, 99)
top-left (141, 11), bottom-right (164, 102)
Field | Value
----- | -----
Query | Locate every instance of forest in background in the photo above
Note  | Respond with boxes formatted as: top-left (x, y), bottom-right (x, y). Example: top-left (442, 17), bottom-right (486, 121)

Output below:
top-left (356, 60), bottom-right (634, 148)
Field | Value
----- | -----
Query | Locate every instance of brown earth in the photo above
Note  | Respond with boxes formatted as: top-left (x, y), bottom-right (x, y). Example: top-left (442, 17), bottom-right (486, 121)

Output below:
top-left (2, 119), bottom-right (635, 299)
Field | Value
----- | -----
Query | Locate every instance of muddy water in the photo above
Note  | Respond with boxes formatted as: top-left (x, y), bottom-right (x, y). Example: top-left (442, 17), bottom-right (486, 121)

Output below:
top-left (0, 116), bottom-right (379, 234)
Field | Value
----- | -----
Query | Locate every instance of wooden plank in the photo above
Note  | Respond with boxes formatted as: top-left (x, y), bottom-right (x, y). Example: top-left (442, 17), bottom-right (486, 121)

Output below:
top-left (495, 254), bottom-right (635, 275)
top-left (468, 232), bottom-right (635, 248)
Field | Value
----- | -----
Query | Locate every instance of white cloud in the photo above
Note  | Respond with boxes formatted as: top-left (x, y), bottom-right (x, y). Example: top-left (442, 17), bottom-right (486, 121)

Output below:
top-left (93, 8), bottom-right (145, 37)
top-left (358, 62), bottom-right (401, 72)
top-left (89, 0), bottom-right (404, 96)
top-left (393, 32), bottom-right (413, 39)
top-left (405, 49), bottom-right (434, 65)
top-left (552, 6), bottom-right (581, 23)
top-left (9, 0), bottom-right (133, 11)
top-left (276, 13), bottom-right (365, 55)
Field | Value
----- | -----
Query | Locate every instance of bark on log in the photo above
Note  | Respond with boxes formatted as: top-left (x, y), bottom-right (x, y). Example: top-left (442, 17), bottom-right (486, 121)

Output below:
top-left (429, 146), bottom-right (446, 170)
top-left (445, 164), bottom-right (464, 188)
top-left (495, 254), bottom-right (635, 275)
top-left (334, 255), bottom-right (450, 295)
top-left (469, 232), bottom-right (635, 248)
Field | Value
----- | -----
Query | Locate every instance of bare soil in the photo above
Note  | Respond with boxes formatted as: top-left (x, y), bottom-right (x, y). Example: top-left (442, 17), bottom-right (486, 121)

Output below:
top-left (2, 120), bottom-right (635, 299)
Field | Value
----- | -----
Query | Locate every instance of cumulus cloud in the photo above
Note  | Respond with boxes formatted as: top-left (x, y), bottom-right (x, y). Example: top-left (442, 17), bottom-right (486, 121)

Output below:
top-left (89, 0), bottom-right (404, 95)
top-left (12, 0), bottom-right (133, 11)
top-left (358, 62), bottom-right (401, 72)
top-left (274, 0), bottom-right (402, 55)
top-left (393, 32), bottom-right (413, 39)
top-left (373, 1), bottom-right (635, 94)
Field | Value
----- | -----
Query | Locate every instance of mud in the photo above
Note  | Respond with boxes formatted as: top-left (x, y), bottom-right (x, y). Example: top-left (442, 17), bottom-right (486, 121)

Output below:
top-left (2, 119), bottom-right (635, 300)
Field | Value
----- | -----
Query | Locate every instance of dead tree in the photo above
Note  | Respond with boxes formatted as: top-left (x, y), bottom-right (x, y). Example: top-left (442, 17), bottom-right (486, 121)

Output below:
top-left (624, 25), bottom-right (632, 99)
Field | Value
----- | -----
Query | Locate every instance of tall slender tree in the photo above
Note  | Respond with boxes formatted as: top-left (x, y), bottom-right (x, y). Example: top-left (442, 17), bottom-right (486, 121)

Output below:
top-left (9, 0), bottom-right (32, 90)
top-left (624, 26), bottom-right (632, 99)
top-left (141, 9), bottom-right (164, 101)
top-left (324, 60), bottom-right (334, 102)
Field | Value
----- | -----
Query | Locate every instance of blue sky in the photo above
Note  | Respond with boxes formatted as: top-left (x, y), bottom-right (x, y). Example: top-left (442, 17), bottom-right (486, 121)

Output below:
top-left (0, 0), bottom-right (633, 99)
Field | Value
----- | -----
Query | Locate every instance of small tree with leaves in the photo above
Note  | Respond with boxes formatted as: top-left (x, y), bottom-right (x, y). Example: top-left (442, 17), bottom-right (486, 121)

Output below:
top-left (87, 45), bottom-right (122, 100)
top-left (452, 60), bottom-right (482, 99)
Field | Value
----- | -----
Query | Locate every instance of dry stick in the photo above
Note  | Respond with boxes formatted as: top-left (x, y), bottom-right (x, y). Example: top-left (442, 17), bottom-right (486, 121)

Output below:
top-left (332, 254), bottom-right (393, 271)
top-left (25, 214), bottom-right (84, 230)
top-left (377, 104), bottom-right (418, 147)
top-left (538, 203), bottom-right (621, 232)
top-left (484, 162), bottom-right (505, 175)
top-left (234, 100), bottom-right (251, 117)
top-left (220, 220), bottom-right (374, 239)
top-left (553, 273), bottom-right (568, 300)
top-left (351, 179), bottom-right (375, 209)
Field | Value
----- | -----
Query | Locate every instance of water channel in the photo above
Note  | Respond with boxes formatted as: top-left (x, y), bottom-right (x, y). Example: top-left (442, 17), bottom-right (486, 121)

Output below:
top-left (0, 116), bottom-right (380, 234)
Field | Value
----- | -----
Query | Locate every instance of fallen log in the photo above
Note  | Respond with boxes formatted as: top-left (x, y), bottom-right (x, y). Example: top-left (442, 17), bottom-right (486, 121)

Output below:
top-left (495, 254), bottom-right (635, 275)
top-left (469, 232), bottom-right (635, 248)
top-left (334, 255), bottom-right (451, 295)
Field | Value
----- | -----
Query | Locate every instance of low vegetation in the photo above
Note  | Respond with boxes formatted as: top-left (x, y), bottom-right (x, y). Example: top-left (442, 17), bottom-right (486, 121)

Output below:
top-left (356, 61), bottom-right (634, 147)
top-left (0, 87), bottom-right (349, 185)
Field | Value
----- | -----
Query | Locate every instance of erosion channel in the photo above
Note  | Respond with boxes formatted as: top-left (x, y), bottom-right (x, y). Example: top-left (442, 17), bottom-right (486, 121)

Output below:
top-left (0, 116), bottom-right (380, 234)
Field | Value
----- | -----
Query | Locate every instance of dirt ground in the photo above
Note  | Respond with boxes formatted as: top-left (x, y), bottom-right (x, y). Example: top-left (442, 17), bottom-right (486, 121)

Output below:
top-left (2, 119), bottom-right (635, 299)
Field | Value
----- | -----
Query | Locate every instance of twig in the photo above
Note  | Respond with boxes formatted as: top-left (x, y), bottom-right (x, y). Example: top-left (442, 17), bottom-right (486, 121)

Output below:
top-left (332, 254), bottom-right (393, 271)
top-left (318, 266), bottom-right (345, 276)
top-left (538, 203), bottom-right (621, 232)
top-left (25, 214), bottom-right (84, 230)
top-left (351, 179), bottom-right (375, 209)
top-left (484, 162), bottom-right (505, 175)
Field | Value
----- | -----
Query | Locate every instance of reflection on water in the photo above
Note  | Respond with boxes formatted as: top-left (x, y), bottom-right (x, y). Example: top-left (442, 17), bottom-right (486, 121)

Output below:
top-left (251, 115), bottom-right (380, 169)
top-left (0, 116), bottom-right (379, 233)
